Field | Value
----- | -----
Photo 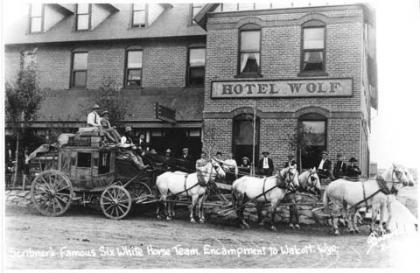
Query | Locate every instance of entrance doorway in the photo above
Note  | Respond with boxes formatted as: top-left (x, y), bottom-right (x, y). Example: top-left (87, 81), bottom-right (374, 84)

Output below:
top-left (232, 113), bottom-right (260, 165)
top-left (298, 113), bottom-right (327, 169)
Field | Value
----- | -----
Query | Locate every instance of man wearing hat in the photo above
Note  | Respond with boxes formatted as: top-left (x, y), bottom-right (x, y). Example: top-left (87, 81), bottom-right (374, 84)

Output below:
top-left (120, 126), bottom-right (135, 146)
top-left (317, 151), bottom-right (332, 179)
top-left (346, 157), bottom-right (361, 180)
top-left (284, 153), bottom-right (297, 169)
top-left (239, 156), bottom-right (251, 175)
top-left (258, 151), bottom-right (274, 176)
top-left (100, 110), bottom-right (121, 143)
top-left (87, 104), bottom-right (101, 127)
top-left (333, 153), bottom-right (347, 179)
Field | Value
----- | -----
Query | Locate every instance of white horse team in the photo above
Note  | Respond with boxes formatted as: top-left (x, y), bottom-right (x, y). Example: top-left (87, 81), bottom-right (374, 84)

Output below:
top-left (155, 157), bottom-right (414, 234)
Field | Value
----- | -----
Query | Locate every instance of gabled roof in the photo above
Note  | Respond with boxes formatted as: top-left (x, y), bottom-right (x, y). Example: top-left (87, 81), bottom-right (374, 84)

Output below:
top-left (5, 4), bottom-right (206, 45)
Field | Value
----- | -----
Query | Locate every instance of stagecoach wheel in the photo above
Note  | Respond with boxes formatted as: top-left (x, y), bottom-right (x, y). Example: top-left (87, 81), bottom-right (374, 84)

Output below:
top-left (31, 170), bottom-right (73, 217)
top-left (100, 185), bottom-right (132, 220)
top-left (132, 182), bottom-right (153, 204)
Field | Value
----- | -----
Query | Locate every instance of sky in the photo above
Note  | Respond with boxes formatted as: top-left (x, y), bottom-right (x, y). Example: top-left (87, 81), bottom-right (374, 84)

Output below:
top-left (2, 0), bottom-right (420, 169)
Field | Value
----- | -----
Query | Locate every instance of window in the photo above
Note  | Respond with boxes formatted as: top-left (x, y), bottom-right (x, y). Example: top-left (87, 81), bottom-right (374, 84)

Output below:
top-left (30, 4), bottom-right (44, 33)
top-left (71, 52), bottom-right (88, 88)
top-left (187, 48), bottom-right (205, 86)
top-left (301, 21), bottom-right (326, 73)
top-left (132, 4), bottom-right (147, 27)
top-left (76, 4), bottom-right (91, 31)
top-left (191, 4), bottom-right (203, 24)
top-left (125, 50), bottom-right (143, 87)
top-left (21, 51), bottom-right (37, 70)
top-left (239, 26), bottom-right (261, 76)
top-left (298, 113), bottom-right (327, 169)
top-left (77, 152), bottom-right (91, 168)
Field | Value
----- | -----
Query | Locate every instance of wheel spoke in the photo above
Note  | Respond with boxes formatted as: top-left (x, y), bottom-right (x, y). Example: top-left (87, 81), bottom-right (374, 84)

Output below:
top-left (116, 205), bottom-right (125, 215)
top-left (114, 206), bottom-right (120, 217)
top-left (104, 204), bottom-right (113, 212)
top-left (54, 197), bottom-right (64, 211)
top-left (102, 195), bottom-right (114, 203)
top-left (118, 198), bottom-right (130, 203)
top-left (118, 203), bottom-right (129, 209)
top-left (54, 194), bottom-right (68, 205)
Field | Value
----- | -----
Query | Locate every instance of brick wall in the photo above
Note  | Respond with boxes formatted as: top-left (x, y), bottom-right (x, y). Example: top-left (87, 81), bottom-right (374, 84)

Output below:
top-left (4, 38), bottom-right (204, 90)
top-left (203, 6), bottom-right (370, 172)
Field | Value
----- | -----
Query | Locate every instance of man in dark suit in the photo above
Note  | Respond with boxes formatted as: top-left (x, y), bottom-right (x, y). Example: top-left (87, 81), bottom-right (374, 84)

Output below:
top-left (258, 151), bottom-right (274, 176)
top-left (179, 147), bottom-right (194, 171)
top-left (346, 157), bottom-right (362, 180)
top-left (333, 153), bottom-right (347, 179)
top-left (317, 151), bottom-right (332, 179)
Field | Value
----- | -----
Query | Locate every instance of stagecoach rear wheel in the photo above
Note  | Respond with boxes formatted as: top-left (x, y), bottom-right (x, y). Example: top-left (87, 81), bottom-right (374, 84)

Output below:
top-left (31, 170), bottom-right (73, 217)
top-left (100, 185), bottom-right (132, 220)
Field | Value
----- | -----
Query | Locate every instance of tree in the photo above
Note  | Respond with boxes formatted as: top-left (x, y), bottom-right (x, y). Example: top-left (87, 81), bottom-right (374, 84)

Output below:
top-left (93, 78), bottom-right (128, 128)
top-left (5, 68), bottom-right (44, 186)
top-left (287, 122), bottom-right (309, 171)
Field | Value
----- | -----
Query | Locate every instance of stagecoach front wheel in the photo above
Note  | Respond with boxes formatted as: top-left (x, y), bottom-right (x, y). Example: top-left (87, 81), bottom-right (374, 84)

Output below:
top-left (100, 185), bottom-right (132, 220)
top-left (31, 170), bottom-right (73, 216)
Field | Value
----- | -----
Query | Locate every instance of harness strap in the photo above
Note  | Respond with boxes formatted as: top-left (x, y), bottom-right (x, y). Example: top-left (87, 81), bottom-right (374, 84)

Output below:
top-left (362, 181), bottom-right (368, 208)
top-left (262, 177), bottom-right (268, 203)
top-left (184, 174), bottom-right (189, 197)
top-left (348, 189), bottom-right (382, 211)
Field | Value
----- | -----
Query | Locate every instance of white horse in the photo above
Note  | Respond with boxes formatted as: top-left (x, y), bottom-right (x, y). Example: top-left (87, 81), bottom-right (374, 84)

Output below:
top-left (323, 164), bottom-right (414, 235)
top-left (155, 159), bottom-right (225, 223)
top-left (284, 168), bottom-right (321, 229)
top-left (232, 167), bottom-right (300, 231)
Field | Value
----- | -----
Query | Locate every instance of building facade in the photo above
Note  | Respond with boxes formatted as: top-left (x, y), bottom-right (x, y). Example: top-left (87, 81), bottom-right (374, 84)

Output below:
top-left (4, 3), bottom-right (377, 175)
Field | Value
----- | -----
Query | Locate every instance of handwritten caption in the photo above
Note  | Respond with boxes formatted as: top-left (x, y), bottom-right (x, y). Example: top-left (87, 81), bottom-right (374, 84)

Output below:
top-left (8, 243), bottom-right (338, 258)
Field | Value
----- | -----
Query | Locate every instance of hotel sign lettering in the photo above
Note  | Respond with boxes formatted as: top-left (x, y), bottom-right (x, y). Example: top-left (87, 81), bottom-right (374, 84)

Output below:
top-left (211, 78), bottom-right (353, 98)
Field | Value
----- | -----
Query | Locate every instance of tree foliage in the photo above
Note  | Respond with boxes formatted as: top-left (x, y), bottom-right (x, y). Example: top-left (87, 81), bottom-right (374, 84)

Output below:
top-left (93, 79), bottom-right (128, 128)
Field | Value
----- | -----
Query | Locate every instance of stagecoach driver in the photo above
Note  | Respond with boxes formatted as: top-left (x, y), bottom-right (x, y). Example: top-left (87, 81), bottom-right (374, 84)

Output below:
top-left (317, 151), bottom-right (332, 180)
top-left (87, 104), bottom-right (101, 127)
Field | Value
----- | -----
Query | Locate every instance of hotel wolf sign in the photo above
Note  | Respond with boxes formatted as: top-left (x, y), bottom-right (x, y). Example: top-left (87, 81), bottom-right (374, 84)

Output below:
top-left (211, 78), bottom-right (353, 98)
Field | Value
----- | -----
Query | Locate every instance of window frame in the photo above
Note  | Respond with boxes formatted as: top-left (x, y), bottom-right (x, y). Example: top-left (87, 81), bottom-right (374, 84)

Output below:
top-left (29, 4), bottom-right (45, 33)
top-left (300, 20), bottom-right (327, 76)
top-left (186, 46), bottom-right (206, 87)
top-left (190, 3), bottom-right (204, 25)
top-left (131, 4), bottom-right (148, 28)
top-left (75, 3), bottom-right (92, 31)
top-left (124, 49), bottom-right (143, 88)
top-left (237, 24), bottom-right (262, 77)
top-left (70, 51), bottom-right (88, 88)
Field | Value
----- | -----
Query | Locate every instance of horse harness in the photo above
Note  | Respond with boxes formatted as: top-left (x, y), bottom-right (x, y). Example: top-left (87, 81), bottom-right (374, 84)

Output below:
top-left (349, 170), bottom-right (401, 210)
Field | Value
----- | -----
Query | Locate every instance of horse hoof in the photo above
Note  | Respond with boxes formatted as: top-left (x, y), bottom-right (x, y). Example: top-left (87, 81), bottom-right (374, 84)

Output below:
top-left (190, 219), bottom-right (196, 224)
top-left (157, 215), bottom-right (162, 220)
top-left (270, 225), bottom-right (277, 231)
top-left (166, 216), bottom-right (172, 221)
top-left (354, 229), bottom-right (360, 234)
top-left (199, 219), bottom-right (205, 224)
top-left (334, 230), bottom-right (340, 236)
top-left (289, 223), bottom-right (295, 230)
top-left (349, 230), bottom-right (354, 234)
top-left (294, 224), bottom-right (301, 230)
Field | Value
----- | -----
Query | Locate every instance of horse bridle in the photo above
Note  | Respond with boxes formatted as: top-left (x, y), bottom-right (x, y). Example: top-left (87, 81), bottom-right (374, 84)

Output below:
top-left (305, 172), bottom-right (319, 194)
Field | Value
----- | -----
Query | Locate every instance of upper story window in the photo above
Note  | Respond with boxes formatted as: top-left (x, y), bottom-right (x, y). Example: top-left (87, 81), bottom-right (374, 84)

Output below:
top-left (187, 47), bottom-right (205, 86)
top-left (30, 4), bottom-right (44, 33)
top-left (191, 4), bottom-right (203, 25)
top-left (238, 24), bottom-right (261, 76)
top-left (125, 50), bottom-right (143, 87)
top-left (76, 4), bottom-right (91, 31)
top-left (132, 4), bottom-right (147, 28)
top-left (301, 20), bottom-right (326, 73)
top-left (71, 52), bottom-right (88, 88)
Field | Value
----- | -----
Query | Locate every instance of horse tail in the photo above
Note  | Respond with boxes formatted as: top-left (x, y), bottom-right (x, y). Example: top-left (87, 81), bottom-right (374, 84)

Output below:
top-left (322, 186), bottom-right (330, 214)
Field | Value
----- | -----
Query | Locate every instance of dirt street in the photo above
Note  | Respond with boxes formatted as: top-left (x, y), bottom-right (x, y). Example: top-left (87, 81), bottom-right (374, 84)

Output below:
top-left (5, 204), bottom-right (419, 269)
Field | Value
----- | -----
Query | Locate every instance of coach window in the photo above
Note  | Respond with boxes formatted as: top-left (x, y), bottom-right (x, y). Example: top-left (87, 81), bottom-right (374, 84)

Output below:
top-left (29, 4), bottom-right (44, 33)
top-left (238, 24), bottom-right (261, 77)
top-left (125, 50), bottom-right (143, 87)
top-left (76, 4), bottom-right (91, 31)
top-left (132, 4), bottom-right (147, 28)
top-left (232, 114), bottom-right (260, 165)
top-left (70, 51), bottom-right (88, 88)
top-left (298, 113), bottom-right (327, 169)
top-left (187, 47), bottom-right (205, 86)
top-left (301, 20), bottom-right (326, 74)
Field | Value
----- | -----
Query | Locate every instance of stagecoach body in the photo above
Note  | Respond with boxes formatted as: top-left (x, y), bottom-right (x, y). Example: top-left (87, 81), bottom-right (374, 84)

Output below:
top-left (30, 143), bottom-right (154, 220)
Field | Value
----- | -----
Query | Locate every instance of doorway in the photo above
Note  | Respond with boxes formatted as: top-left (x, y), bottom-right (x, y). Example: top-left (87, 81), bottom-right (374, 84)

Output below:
top-left (232, 113), bottom-right (260, 165)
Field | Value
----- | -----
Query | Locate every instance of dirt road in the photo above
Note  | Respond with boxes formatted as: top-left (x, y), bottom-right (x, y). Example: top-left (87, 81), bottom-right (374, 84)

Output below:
top-left (5, 205), bottom-right (419, 269)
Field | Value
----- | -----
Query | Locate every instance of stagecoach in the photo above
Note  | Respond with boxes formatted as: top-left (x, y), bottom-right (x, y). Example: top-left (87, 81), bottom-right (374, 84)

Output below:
top-left (30, 141), bottom-right (156, 220)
